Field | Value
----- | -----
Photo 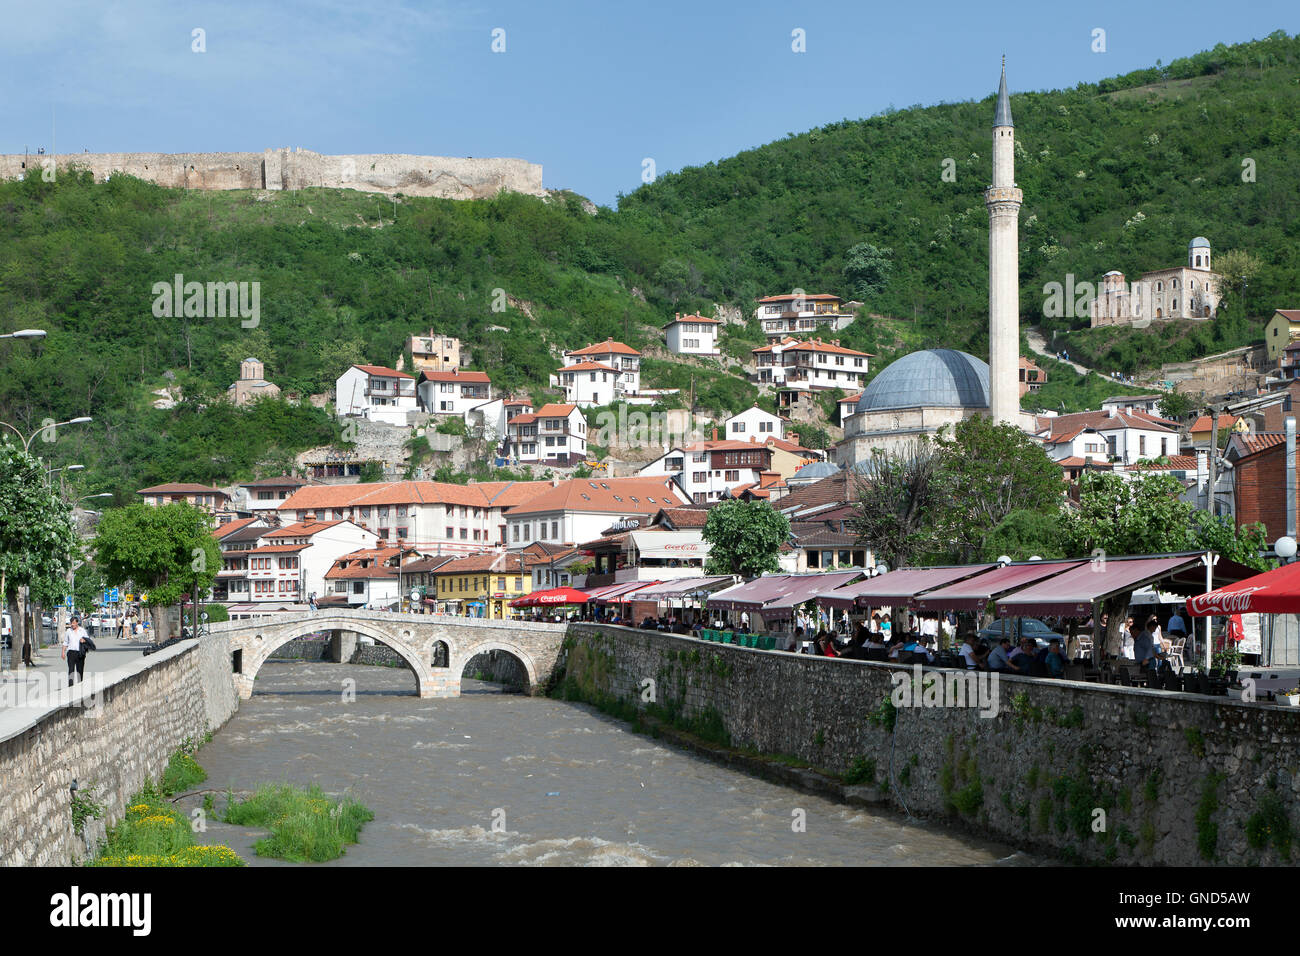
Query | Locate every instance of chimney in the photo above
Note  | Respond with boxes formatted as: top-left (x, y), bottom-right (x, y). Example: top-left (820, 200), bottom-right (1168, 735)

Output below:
top-left (1107, 407), bottom-right (1118, 418)
top-left (712, 427), bottom-right (718, 441)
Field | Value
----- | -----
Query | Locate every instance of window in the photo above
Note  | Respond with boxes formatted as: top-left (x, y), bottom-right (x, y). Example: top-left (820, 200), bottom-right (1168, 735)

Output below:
top-left (460, 528), bottom-right (468, 540)
top-left (397, 527), bottom-right (408, 539)
top-left (1139, 435), bottom-right (1146, 455)
top-left (497, 577), bottom-right (506, 590)
top-left (514, 577), bottom-right (523, 590)
top-left (446, 526), bottom-right (454, 538)
top-left (693, 472), bottom-right (707, 484)
top-left (759, 421), bottom-right (773, 433)
top-left (551, 520), bottom-right (559, 538)
top-left (513, 524), bottom-right (520, 541)
top-left (353, 581), bottom-right (365, 594)
top-left (725, 470), bottom-right (739, 482)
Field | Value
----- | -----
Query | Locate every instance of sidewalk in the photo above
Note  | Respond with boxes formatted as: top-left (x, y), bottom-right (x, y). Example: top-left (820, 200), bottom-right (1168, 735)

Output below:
top-left (1, 627), bottom-right (156, 682)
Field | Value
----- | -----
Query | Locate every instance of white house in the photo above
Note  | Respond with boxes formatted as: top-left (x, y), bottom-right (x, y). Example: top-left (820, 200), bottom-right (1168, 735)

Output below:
top-left (417, 368), bottom-right (492, 415)
top-left (505, 403), bottom-right (587, 465)
top-left (260, 519), bottom-right (380, 605)
top-left (754, 293), bottom-right (857, 339)
top-left (1035, 408), bottom-right (1181, 466)
top-left (663, 313), bottom-right (721, 356)
top-left (237, 475), bottom-right (314, 514)
top-left (723, 406), bottom-right (785, 442)
top-left (504, 477), bottom-right (683, 548)
top-left (558, 339), bottom-right (641, 397)
top-left (752, 338), bottom-right (870, 390)
top-left (638, 440), bottom-right (774, 504)
top-left (323, 545), bottom-right (421, 609)
top-left (555, 361), bottom-right (621, 407)
top-left (336, 364), bottom-right (418, 425)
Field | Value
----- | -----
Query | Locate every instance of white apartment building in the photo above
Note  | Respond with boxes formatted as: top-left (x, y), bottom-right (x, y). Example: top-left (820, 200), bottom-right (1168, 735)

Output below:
top-left (555, 361), bottom-right (621, 407)
top-left (260, 519), bottom-right (380, 605)
top-left (1036, 408), bottom-right (1181, 466)
top-left (723, 406), bottom-right (785, 442)
top-left (416, 368), bottom-right (492, 415)
top-left (663, 313), bottom-right (721, 356)
top-left (335, 365), bottom-right (418, 425)
top-left (752, 338), bottom-right (871, 390)
top-left (505, 403), bottom-right (587, 465)
top-left (754, 293), bottom-right (857, 339)
top-left (238, 476), bottom-right (313, 514)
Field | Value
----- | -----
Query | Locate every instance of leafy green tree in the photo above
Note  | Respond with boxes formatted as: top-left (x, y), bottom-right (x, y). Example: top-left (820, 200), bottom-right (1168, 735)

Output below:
top-left (92, 503), bottom-right (221, 641)
top-left (847, 438), bottom-right (946, 570)
top-left (981, 509), bottom-right (1066, 562)
top-left (703, 500), bottom-right (790, 578)
top-left (932, 418), bottom-right (1064, 561)
top-left (1157, 391), bottom-right (1197, 422)
top-left (842, 242), bottom-right (893, 301)
top-left (0, 440), bottom-right (78, 667)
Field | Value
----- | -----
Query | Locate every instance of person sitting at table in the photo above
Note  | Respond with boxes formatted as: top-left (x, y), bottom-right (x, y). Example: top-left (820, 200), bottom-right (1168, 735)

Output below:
top-left (814, 630), bottom-right (839, 657)
top-left (787, 626), bottom-right (805, 653)
top-left (1008, 637), bottom-right (1036, 675)
top-left (958, 632), bottom-right (987, 670)
top-left (1043, 639), bottom-right (1067, 678)
top-left (903, 635), bottom-right (935, 663)
top-left (838, 630), bottom-right (869, 660)
top-left (987, 637), bottom-right (1014, 672)
top-left (1132, 616), bottom-right (1166, 678)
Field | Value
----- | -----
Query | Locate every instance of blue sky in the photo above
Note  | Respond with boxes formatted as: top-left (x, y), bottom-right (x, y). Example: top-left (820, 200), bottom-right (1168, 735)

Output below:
top-left (0, 0), bottom-right (1295, 207)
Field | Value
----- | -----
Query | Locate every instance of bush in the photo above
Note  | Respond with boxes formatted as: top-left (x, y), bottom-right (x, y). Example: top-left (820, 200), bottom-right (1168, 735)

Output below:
top-left (159, 751), bottom-right (207, 796)
top-left (224, 783), bottom-right (374, 862)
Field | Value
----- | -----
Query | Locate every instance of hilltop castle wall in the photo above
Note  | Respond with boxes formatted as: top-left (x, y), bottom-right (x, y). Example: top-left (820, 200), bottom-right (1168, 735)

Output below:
top-left (0, 148), bottom-right (544, 199)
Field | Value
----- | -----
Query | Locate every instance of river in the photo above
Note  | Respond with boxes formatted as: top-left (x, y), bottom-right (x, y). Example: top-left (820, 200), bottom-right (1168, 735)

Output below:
top-left (188, 660), bottom-right (1036, 866)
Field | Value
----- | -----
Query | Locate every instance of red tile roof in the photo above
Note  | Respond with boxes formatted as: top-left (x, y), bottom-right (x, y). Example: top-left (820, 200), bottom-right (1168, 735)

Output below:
top-left (757, 293), bottom-right (843, 304)
top-left (352, 364), bottom-right (413, 379)
top-left (534, 403), bottom-right (579, 418)
top-left (558, 361), bottom-right (620, 373)
top-left (751, 337), bottom-right (872, 357)
top-left (838, 392), bottom-right (863, 405)
top-left (663, 313), bottom-right (722, 328)
top-left (508, 414), bottom-right (538, 425)
top-left (1037, 409), bottom-right (1177, 437)
top-left (506, 477), bottom-right (683, 516)
top-left (214, 517), bottom-right (261, 539)
top-left (1233, 433), bottom-right (1288, 458)
top-left (138, 483), bottom-right (229, 496)
top-left (432, 551), bottom-right (526, 575)
top-left (1128, 455), bottom-right (1200, 471)
top-left (1273, 310), bottom-right (1300, 322)
top-left (263, 519), bottom-right (345, 538)
top-left (1189, 414), bottom-right (1239, 433)
top-left (420, 369), bottom-right (491, 383)
top-left (566, 339), bottom-right (641, 357)
top-left (248, 543), bottom-right (310, 554)
top-left (280, 480), bottom-right (500, 512)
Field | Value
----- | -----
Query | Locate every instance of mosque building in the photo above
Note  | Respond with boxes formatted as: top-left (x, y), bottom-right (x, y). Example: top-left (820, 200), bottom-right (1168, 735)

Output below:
top-left (835, 61), bottom-right (1031, 466)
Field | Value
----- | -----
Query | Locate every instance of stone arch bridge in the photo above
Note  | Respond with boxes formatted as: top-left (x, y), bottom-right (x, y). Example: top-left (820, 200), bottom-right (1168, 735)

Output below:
top-left (206, 609), bottom-right (568, 699)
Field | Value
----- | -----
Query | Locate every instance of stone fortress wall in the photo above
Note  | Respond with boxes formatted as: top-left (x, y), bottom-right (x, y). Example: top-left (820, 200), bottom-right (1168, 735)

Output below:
top-left (0, 148), bottom-right (544, 200)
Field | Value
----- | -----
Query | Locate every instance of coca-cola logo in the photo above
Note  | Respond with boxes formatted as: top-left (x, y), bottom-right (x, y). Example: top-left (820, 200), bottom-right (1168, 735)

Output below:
top-left (1189, 586), bottom-right (1266, 615)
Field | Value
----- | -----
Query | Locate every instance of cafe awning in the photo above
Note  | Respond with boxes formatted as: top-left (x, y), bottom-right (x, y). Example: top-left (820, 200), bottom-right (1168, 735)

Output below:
top-left (629, 531), bottom-right (708, 560)
top-left (1189, 561), bottom-right (1300, 616)
top-left (709, 574), bottom-right (799, 611)
top-left (994, 554), bottom-right (1203, 618)
top-left (814, 565), bottom-right (997, 610)
top-left (761, 570), bottom-right (864, 618)
top-left (632, 576), bottom-right (737, 602)
top-left (913, 560), bottom-right (1086, 612)
top-left (589, 580), bottom-right (660, 604)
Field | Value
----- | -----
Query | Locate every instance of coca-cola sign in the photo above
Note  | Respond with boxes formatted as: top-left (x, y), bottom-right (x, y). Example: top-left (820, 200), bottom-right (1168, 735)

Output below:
top-left (1189, 586), bottom-right (1266, 616)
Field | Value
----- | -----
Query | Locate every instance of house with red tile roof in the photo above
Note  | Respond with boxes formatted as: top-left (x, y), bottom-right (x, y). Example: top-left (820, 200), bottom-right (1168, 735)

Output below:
top-left (504, 403), bottom-right (586, 464)
top-left (556, 339), bottom-right (641, 402)
top-left (752, 338), bottom-right (871, 415)
top-left (415, 367), bottom-right (492, 416)
top-left (215, 518), bottom-right (379, 611)
top-left (753, 293), bottom-right (857, 339)
top-left (504, 476), bottom-right (683, 548)
top-left (335, 364), bottom-right (417, 425)
top-left (1034, 407), bottom-right (1179, 466)
top-left (137, 483), bottom-right (231, 515)
top-left (238, 474), bottom-right (316, 514)
top-left (723, 405), bottom-right (785, 442)
top-left (324, 545), bottom-right (423, 609)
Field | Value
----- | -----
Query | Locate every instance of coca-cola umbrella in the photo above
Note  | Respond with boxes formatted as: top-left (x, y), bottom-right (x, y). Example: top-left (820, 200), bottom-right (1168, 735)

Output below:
top-left (509, 587), bottom-right (590, 608)
top-left (1188, 562), bottom-right (1300, 616)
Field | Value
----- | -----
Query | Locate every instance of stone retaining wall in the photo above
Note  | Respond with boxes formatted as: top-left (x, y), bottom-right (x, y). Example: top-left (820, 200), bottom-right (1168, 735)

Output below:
top-left (0, 635), bottom-right (238, 866)
top-left (561, 623), bottom-right (1300, 866)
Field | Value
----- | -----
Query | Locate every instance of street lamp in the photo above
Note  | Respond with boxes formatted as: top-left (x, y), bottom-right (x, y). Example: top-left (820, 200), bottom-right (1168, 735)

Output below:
top-left (1276, 536), bottom-right (1298, 564)
top-left (0, 329), bottom-right (46, 340)
top-left (0, 415), bottom-right (93, 453)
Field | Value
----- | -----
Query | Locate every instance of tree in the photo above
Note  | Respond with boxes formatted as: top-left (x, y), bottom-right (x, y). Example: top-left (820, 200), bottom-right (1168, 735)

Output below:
top-left (702, 500), bottom-right (790, 578)
top-left (932, 417), bottom-right (1064, 561)
top-left (1157, 391), bottom-right (1196, 422)
top-left (92, 502), bottom-right (221, 642)
top-left (1213, 250), bottom-right (1264, 315)
top-left (842, 242), bottom-right (893, 302)
top-left (982, 508), bottom-right (1066, 562)
top-left (847, 438), bottom-right (946, 570)
top-left (0, 440), bottom-right (78, 668)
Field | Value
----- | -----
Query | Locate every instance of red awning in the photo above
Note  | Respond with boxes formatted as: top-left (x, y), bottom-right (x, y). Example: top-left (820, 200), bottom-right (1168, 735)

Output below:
top-left (509, 587), bottom-right (590, 607)
top-left (913, 560), bottom-right (1086, 612)
top-left (586, 580), bottom-right (659, 604)
top-left (1188, 561), bottom-right (1300, 616)
top-left (994, 555), bottom-right (1203, 618)
top-left (761, 570), bottom-right (864, 617)
top-left (815, 565), bottom-right (997, 610)
top-left (709, 574), bottom-right (799, 611)
top-left (632, 576), bottom-right (738, 602)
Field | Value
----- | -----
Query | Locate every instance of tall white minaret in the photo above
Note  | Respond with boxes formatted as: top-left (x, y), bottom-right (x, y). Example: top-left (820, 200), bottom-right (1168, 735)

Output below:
top-left (985, 58), bottom-right (1022, 426)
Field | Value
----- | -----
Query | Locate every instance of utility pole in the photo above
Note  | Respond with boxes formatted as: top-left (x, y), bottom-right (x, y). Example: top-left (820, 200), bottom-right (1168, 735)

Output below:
top-left (1206, 402), bottom-right (1223, 516)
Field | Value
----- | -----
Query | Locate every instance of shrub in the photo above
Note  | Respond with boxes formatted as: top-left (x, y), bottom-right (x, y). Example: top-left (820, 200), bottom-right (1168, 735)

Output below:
top-left (224, 783), bottom-right (374, 862)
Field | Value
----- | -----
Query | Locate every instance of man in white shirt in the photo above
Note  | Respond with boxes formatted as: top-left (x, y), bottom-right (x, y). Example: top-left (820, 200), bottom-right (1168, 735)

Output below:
top-left (959, 635), bottom-right (984, 670)
top-left (63, 614), bottom-right (90, 686)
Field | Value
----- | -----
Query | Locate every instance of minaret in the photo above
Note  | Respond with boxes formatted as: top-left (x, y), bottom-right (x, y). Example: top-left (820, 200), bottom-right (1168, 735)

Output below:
top-left (985, 58), bottom-right (1022, 426)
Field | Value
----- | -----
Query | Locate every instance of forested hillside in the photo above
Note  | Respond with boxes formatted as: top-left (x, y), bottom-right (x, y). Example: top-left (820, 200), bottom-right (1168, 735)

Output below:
top-left (1, 30), bottom-right (1296, 496)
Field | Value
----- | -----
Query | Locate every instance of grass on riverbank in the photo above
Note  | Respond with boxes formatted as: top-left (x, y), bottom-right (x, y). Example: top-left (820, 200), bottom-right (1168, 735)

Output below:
top-left (89, 783), bottom-right (243, 868)
top-left (223, 784), bottom-right (374, 862)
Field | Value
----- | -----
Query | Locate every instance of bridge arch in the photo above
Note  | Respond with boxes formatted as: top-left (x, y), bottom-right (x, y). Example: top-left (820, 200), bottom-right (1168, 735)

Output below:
top-left (231, 617), bottom-right (434, 699)
top-left (451, 639), bottom-right (539, 693)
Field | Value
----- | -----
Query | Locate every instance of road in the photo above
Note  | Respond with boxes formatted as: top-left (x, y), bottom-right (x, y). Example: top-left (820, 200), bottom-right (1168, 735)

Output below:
top-left (1025, 327), bottom-right (1170, 392)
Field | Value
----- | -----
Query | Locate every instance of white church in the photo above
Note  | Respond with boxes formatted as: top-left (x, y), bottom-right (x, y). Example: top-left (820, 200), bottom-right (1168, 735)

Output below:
top-left (836, 61), bottom-right (1035, 467)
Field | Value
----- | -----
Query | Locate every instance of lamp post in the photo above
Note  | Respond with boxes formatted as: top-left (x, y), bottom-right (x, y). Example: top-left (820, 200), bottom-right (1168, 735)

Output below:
top-left (0, 416), bottom-right (93, 454)
top-left (0, 329), bottom-right (46, 341)
top-left (1276, 536), bottom-right (1298, 565)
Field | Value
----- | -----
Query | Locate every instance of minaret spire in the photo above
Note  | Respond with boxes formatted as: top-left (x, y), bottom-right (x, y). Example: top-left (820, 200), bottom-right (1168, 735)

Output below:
top-left (985, 60), bottom-right (1023, 427)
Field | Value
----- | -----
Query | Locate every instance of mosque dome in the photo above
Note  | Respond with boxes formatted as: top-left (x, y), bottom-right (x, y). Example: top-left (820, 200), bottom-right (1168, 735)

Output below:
top-left (790, 460), bottom-right (841, 482)
top-left (855, 349), bottom-right (990, 414)
top-left (1188, 236), bottom-right (1210, 249)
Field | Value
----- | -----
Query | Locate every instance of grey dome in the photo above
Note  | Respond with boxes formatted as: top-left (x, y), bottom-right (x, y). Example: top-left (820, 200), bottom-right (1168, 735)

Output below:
top-left (791, 461), bottom-right (840, 481)
top-left (856, 349), bottom-right (990, 414)
top-left (1188, 236), bottom-right (1210, 249)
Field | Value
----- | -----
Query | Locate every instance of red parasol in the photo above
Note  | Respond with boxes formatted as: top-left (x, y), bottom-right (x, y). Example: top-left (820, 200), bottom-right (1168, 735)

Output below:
top-left (1187, 562), bottom-right (1300, 616)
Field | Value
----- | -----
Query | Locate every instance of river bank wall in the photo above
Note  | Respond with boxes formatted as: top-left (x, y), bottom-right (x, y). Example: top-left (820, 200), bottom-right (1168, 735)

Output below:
top-left (560, 623), bottom-right (1300, 866)
top-left (0, 635), bottom-right (237, 865)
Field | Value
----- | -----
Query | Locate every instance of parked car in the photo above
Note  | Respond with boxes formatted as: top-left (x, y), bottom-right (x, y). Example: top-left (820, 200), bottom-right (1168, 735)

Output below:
top-left (41, 614), bottom-right (53, 628)
top-left (976, 617), bottom-right (1063, 649)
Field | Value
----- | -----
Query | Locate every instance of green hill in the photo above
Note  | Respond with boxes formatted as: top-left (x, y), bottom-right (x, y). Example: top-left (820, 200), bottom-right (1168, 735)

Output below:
top-left (1, 30), bottom-right (1298, 496)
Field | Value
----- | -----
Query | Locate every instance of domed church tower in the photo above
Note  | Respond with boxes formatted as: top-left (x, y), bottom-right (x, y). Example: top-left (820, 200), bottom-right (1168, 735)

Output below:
top-left (985, 58), bottom-right (1022, 426)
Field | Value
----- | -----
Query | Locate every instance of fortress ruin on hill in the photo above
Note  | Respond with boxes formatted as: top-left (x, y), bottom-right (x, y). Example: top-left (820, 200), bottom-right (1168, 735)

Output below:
top-left (0, 147), bottom-right (544, 199)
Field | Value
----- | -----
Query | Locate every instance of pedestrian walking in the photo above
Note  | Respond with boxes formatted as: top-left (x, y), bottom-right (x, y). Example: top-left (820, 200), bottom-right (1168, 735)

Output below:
top-left (62, 614), bottom-right (93, 687)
